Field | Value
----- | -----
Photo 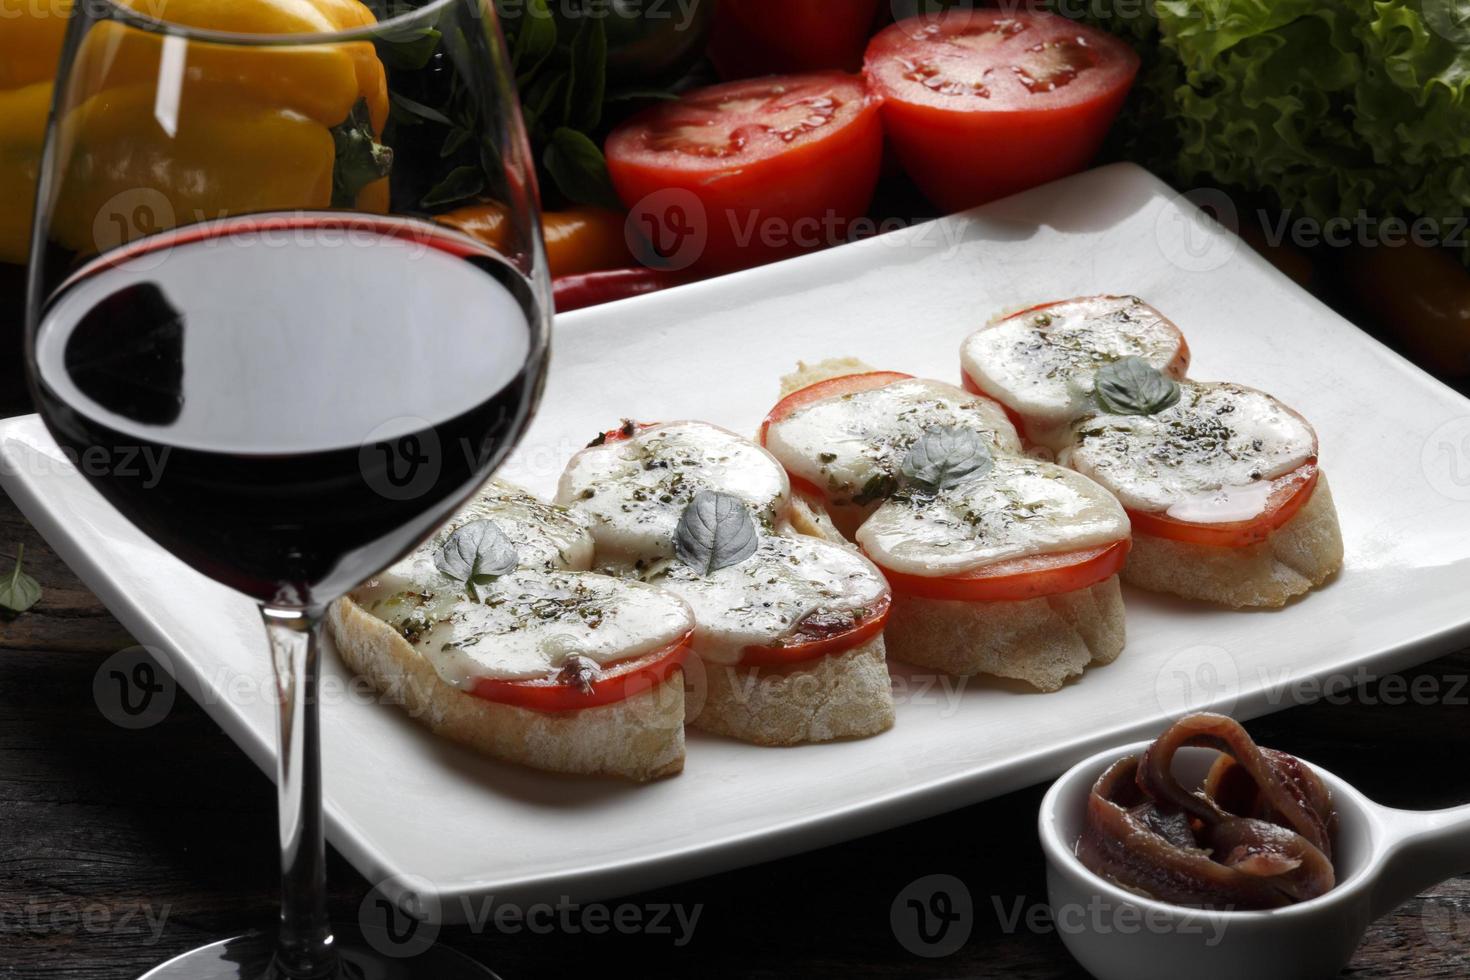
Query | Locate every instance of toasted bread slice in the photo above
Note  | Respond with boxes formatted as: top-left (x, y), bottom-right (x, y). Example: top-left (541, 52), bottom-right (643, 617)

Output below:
top-left (684, 633), bottom-right (895, 745)
top-left (882, 577), bottom-right (1125, 693)
top-left (1122, 474), bottom-right (1344, 608)
top-left (328, 597), bottom-right (685, 782)
top-left (773, 359), bottom-right (1127, 692)
top-left (778, 357), bottom-right (876, 398)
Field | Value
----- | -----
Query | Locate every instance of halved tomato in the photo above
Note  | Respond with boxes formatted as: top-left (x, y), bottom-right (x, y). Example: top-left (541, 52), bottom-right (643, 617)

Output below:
top-left (1126, 464), bottom-right (1320, 549)
top-left (758, 371), bottom-right (913, 498)
top-left (864, 9), bottom-right (1139, 212)
top-left (875, 540), bottom-right (1130, 602)
top-left (605, 72), bottom-right (885, 274)
top-left (469, 632), bottom-right (692, 712)
top-left (739, 595), bottom-right (892, 667)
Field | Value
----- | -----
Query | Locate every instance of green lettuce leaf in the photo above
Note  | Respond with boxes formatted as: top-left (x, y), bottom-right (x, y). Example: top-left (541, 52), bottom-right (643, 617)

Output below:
top-left (1081, 0), bottom-right (1470, 264)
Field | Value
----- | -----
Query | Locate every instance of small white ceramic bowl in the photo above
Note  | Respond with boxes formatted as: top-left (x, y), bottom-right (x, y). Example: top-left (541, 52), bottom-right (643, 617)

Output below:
top-left (1039, 741), bottom-right (1470, 980)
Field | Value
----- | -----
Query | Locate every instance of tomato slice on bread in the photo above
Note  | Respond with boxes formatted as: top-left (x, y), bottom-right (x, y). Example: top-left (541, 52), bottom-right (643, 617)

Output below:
top-left (606, 72), bottom-right (884, 274)
top-left (959, 372), bottom-right (1030, 437)
top-left (759, 371), bottom-right (914, 498)
top-left (739, 594), bottom-right (891, 667)
top-left (470, 631), bottom-right (692, 712)
top-left (1126, 463), bottom-right (1320, 549)
top-left (759, 371), bottom-right (914, 443)
top-left (864, 9), bottom-right (1139, 212)
top-left (875, 540), bottom-right (1130, 602)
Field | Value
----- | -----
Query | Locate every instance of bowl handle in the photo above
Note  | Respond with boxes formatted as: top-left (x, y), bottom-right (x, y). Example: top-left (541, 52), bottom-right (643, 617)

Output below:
top-left (1369, 803), bottom-right (1470, 920)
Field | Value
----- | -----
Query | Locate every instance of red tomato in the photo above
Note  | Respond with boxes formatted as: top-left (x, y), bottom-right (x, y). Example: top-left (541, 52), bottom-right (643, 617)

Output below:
top-left (864, 9), bottom-right (1139, 212)
top-left (876, 540), bottom-right (1130, 602)
top-left (959, 372), bottom-right (1029, 436)
top-left (1127, 464), bottom-right (1321, 549)
top-left (759, 371), bottom-right (914, 443)
top-left (709, 0), bottom-right (884, 77)
top-left (469, 632), bottom-right (692, 712)
top-left (605, 73), bottom-right (885, 274)
top-left (758, 370), bottom-right (915, 498)
top-left (740, 594), bottom-right (892, 667)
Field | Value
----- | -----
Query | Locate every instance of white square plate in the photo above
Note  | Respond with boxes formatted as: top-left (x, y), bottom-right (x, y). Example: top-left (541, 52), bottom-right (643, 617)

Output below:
top-left (6, 164), bottom-right (1470, 921)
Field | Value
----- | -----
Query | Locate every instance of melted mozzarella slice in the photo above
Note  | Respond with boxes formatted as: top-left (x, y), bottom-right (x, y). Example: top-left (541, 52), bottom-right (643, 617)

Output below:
top-left (1060, 381), bottom-right (1317, 521)
top-left (555, 421), bottom-right (789, 564)
top-left (362, 479), bottom-right (596, 620)
top-left (644, 535), bottom-right (888, 665)
top-left (856, 457), bottom-right (1129, 577)
top-left (356, 569), bottom-right (694, 685)
top-left (763, 378), bottom-right (1021, 506)
top-left (961, 296), bottom-right (1186, 445)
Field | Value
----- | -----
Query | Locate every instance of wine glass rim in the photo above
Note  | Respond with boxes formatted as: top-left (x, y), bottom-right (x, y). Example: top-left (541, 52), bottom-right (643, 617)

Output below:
top-left (96, 0), bottom-right (469, 46)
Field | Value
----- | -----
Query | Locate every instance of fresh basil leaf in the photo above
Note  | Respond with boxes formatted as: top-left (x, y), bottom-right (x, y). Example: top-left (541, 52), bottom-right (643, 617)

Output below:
top-left (0, 544), bottom-right (41, 615)
top-left (440, 126), bottom-right (471, 159)
top-left (603, 88), bottom-right (681, 104)
top-left (390, 91), bottom-right (454, 126)
top-left (377, 26), bottom-right (441, 70)
top-left (509, 0), bottom-right (557, 77)
top-left (435, 520), bottom-right (519, 594)
top-left (420, 165), bottom-right (485, 208)
top-left (674, 491), bottom-right (759, 576)
top-left (522, 71), bottom-right (568, 133)
top-left (564, 14), bottom-right (607, 132)
top-left (900, 427), bottom-right (994, 492)
top-left (543, 127), bottom-right (622, 209)
top-left (1094, 356), bottom-right (1181, 417)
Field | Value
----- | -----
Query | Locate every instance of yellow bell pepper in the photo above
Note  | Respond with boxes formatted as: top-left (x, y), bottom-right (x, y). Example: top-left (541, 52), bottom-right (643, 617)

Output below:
top-left (0, 0), bottom-right (71, 89)
top-left (0, 83), bottom-right (54, 265)
top-left (2, 0), bottom-right (391, 266)
top-left (49, 83), bottom-right (337, 256)
top-left (78, 0), bottom-right (389, 134)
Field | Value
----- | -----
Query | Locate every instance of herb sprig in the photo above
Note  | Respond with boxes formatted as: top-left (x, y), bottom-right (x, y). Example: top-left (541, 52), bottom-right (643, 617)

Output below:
top-left (900, 427), bottom-right (995, 493)
top-left (0, 544), bottom-right (41, 616)
top-left (674, 491), bottom-right (758, 575)
top-left (435, 520), bottom-right (519, 601)
top-left (1095, 357), bottom-right (1181, 416)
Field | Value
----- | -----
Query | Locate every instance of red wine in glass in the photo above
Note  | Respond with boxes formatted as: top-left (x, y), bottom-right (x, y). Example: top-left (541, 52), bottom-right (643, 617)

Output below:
top-left (32, 214), bottom-right (545, 608)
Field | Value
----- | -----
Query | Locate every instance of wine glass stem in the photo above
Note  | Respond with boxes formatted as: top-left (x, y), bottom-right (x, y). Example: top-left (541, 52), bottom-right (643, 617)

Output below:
top-left (262, 606), bottom-right (337, 979)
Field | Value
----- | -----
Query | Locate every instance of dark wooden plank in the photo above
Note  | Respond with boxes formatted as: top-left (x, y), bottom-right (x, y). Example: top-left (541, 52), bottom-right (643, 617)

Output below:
top-left (0, 491), bottom-right (134, 654)
top-left (1, 487), bottom-right (1468, 978)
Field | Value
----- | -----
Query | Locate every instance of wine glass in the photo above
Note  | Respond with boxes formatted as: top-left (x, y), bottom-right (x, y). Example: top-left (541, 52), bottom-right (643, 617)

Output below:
top-left (25, 0), bottom-right (551, 976)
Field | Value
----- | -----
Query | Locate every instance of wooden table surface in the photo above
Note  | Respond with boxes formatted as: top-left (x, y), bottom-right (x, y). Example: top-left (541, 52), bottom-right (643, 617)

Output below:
top-left (2, 483), bottom-right (1469, 980)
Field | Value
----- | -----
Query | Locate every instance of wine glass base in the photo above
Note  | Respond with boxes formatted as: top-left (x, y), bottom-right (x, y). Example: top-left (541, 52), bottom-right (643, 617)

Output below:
top-left (137, 928), bottom-right (499, 980)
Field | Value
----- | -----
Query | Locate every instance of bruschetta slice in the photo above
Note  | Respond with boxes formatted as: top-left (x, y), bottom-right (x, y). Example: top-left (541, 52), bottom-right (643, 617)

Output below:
top-left (761, 363), bottom-right (1022, 537)
top-left (556, 420), bottom-right (790, 569)
top-left (960, 296), bottom-right (1190, 450)
top-left (557, 423), bottom-right (896, 743)
top-left (762, 362), bottom-right (1131, 692)
top-left (1060, 376), bottom-right (1344, 607)
top-left (644, 511), bottom-right (894, 745)
top-left (327, 480), bottom-right (696, 782)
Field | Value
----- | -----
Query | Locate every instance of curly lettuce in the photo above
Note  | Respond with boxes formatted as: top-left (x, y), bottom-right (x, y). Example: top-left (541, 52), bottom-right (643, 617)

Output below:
top-left (1079, 0), bottom-right (1470, 258)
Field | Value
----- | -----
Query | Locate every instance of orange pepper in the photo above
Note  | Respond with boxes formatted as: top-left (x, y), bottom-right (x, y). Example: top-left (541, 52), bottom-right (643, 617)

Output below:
top-left (439, 204), bottom-right (634, 278)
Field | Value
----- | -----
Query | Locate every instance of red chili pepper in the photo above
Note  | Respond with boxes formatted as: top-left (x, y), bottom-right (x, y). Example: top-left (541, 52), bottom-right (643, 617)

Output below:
top-left (553, 267), bottom-right (684, 313)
